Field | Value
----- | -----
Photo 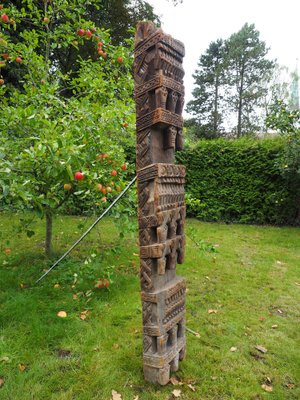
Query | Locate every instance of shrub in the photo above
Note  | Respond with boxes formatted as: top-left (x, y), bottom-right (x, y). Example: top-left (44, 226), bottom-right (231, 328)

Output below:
top-left (177, 138), bottom-right (299, 225)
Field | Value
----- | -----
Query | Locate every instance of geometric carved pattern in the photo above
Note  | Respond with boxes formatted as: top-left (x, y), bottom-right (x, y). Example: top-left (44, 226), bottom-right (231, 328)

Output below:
top-left (135, 21), bottom-right (186, 385)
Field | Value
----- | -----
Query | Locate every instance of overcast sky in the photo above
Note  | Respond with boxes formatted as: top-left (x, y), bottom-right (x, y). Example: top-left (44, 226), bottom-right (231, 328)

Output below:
top-left (148, 0), bottom-right (300, 113)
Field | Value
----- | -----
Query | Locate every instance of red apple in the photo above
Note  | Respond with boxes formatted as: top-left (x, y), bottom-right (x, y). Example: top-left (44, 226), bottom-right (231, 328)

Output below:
top-left (0, 78), bottom-right (4, 85)
top-left (121, 164), bottom-right (127, 171)
top-left (41, 79), bottom-right (45, 85)
top-left (101, 187), bottom-right (107, 194)
top-left (116, 185), bottom-right (121, 192)
top-left (2, 53), bottom-right (9, 60)
top-left (106, 186), bottom-right (112, 193)
top-left (85, 30), bottom-right (92, 39)
top-left (77, 28), bottom-right (85, 37)
top-left (4, 248), bottom-right (11, 254)
top-left (43, 17), bottom-right (50, 23)
top-left (1, 14), bottom-right (9, 23)
top-left (97, 41), bottom-right (103, 47)
top-left (101, 197), bottom-right (107, 203)
top-left (96, 183), bottom-right (103, 191)
top-left (15, 56), bottom-right (22, 63)
top-left (74, 171), bottom-right (84, 181)
top-left (122, 122), bottom-right (128, 128)
top-left (117, 56), bottom-right (124, 64)
top-left (111, 170), bottom-right (117, 177)
top-left (64, 183), bottom-right (72, 190)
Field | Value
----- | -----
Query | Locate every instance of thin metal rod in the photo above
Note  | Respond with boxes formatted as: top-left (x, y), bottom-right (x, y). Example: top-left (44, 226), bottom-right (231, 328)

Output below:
top-left (35, 175), bottom-right (137, 284)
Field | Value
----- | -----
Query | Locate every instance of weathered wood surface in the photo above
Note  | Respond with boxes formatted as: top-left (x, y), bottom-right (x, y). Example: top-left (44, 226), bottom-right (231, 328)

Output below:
top-left (134, 21), bottom-right (186, 385)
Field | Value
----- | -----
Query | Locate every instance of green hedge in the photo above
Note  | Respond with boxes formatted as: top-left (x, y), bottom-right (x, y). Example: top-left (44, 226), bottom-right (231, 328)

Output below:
top-left (177, 138), bottom-right (299, 225)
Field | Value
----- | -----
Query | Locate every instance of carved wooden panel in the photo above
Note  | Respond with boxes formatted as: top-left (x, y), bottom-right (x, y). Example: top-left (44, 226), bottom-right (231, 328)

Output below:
top-left (135, 21), bottom-right (186, 385)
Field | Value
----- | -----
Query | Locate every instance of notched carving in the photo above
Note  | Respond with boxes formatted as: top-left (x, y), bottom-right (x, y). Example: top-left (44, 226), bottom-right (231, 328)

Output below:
top-left (135, 21), bottom-right (186, 385)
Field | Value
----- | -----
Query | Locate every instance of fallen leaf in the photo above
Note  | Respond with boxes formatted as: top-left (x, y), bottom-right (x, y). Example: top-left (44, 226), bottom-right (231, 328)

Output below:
top-left (169, 376), bottom-right (183, 385)
top-left (187, 384), bottom-right (196, 391)
top-left (57, 311), bottom-right (67, 318)
top-left (286, 383), bottom-right (295, 389)
top-left (261, 384), bottom-right (273, 392)
top-left (111, 390), bottom-right (122, 400)
top-left (295, 282), bottom-right (300, 286)
top-left (277, 309), bottom-right (283, 314)
top-left (208, 309), bottom-right (218, 314)
top-left (170, 376), bottom-right (180, 385)
top-left (230, 347), bottom-right (237, 352)
top-left (255, 345), bottom-right (267, 354)
top-left (211, 376), bottom-right (217, 381)
top-left (258, 316), bottom-right (265, 321)
top-left (53, 283), bottom-right (60, 288)
top-left (0, 377), bottom-right (4, 387)
top-left (18, 363), bottom-right (26, 372)
top-left (133, 396), bottom-right (139, 400)
top-left (272, 324), bottom-right (278, 329)
top-left (20, 283), bottom-right (29, 289)
top-left (172, 389), bottom-right (181, 398)
top-left (113, 343), bottom-right (119, 349)
top-left (80, 310), bottom-right (89, 321)
top-left (0, 356), bottom-right (10, 363)
top-left (72, 294), bottom-right (78, 300)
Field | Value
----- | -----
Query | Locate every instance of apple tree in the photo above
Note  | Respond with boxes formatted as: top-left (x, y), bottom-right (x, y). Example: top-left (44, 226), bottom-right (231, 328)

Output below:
top-left (0, 1), bottom-right (135, 255)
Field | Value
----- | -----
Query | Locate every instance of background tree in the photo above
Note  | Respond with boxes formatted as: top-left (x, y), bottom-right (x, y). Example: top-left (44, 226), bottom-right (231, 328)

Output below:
top-left (187, 23), bottom-right (275, 138)
top-left (290, 66), bottom-right (299, 110)
top-left (186, 39), bottom-right (226, 138)
top-left (225, 23), bottom-right (275, 136)
top-left (1, 0), bottom-right (159, 91)
top-left (266, 99), bottom-right (300, 221)
top-left (0, 0), bottom-right (135, 255)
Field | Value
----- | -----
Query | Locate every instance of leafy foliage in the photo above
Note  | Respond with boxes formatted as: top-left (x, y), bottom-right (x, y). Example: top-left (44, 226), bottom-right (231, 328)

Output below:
top-left (0, 1), bottom-right (136, 253)
top-left (0, 0), bottom-right (159, 89)
top-left (186, 39), bottom-right (226, 137)
top-left (177, 138), bottom-right (299, 225)
top-left (187, 23), bottom-right (275, 137)
top-left (225, 23), bottom-right (275, 136)
top-left (266, 99), bottom-right (300, 222)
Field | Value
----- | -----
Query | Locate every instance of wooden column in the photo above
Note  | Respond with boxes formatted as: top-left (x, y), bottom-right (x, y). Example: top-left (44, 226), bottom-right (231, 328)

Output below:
top-left (134, 22), bottom-right (186, 385)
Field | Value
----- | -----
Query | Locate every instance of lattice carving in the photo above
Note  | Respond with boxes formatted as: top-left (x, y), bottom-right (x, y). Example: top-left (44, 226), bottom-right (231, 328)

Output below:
top-left (135, 21), bottom-right (186, 385)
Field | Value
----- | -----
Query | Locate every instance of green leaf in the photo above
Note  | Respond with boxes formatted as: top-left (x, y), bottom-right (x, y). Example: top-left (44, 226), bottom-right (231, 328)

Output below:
top-left (26, 230), bottom-right (35, 238)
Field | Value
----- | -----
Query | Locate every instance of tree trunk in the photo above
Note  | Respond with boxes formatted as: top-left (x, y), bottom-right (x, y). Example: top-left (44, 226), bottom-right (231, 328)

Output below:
top-left (45, 212), bottom-right (53, 256)
top-left (214, 74), bottom-right (219, 133)
top-left (237, 68), bottom-right (245, 138)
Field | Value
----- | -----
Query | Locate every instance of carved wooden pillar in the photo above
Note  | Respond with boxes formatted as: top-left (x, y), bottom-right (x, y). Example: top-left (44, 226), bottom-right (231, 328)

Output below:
top-left (134, 22), bottom-right (186, 385)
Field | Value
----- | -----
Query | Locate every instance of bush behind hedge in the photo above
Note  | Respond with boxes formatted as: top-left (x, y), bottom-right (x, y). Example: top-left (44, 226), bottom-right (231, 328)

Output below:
top-left (177, 138), bottom-right (299, 225)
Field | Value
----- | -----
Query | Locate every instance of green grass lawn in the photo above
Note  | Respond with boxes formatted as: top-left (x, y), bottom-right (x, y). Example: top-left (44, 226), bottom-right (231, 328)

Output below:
top-left (0, 212), bottom-right (300, 400)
